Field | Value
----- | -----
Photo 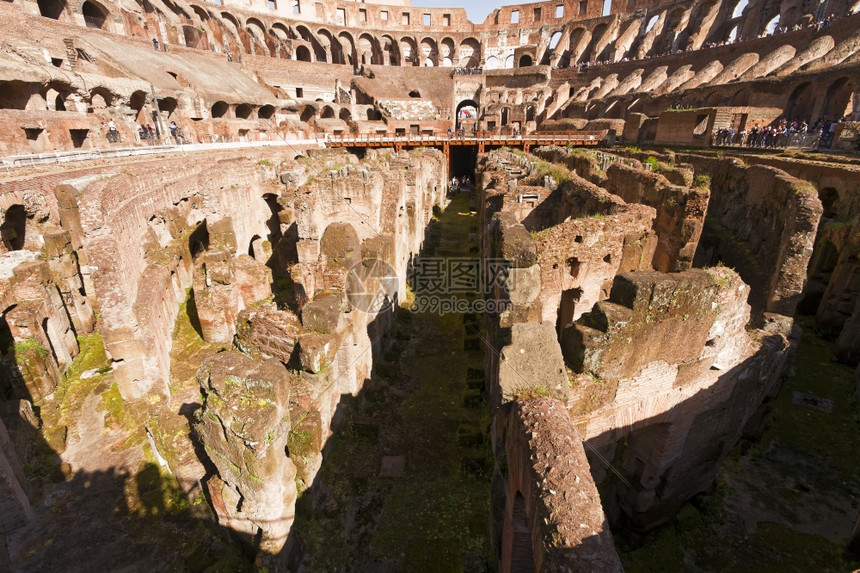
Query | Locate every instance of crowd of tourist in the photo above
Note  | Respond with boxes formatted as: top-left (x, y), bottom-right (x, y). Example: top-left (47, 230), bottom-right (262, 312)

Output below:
top-left (712, 117), bottom-right (845, 148)
top-left (454, 66), bottom-right (483, 75)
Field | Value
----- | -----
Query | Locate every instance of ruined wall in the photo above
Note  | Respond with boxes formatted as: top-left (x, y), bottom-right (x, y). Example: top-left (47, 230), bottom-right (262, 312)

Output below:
top-left (501, 397), bottom-right (622, 573)
top-left (686, 157), bottom-right (823, 322)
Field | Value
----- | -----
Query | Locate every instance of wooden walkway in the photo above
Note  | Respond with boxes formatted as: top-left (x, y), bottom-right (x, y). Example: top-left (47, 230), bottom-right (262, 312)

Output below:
top-left (325, 131), bottom-right (606, 154)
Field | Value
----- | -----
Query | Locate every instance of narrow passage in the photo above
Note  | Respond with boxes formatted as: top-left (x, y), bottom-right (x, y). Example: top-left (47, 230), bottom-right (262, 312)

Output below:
top-left (294, 189), bottom-right (493, 572)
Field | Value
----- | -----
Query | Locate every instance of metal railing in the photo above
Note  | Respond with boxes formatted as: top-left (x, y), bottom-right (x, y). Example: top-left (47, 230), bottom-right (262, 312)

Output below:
top-left (0, 138), bottom-right (326, 170)
top-left (325, 131), bottom-right (606, 146)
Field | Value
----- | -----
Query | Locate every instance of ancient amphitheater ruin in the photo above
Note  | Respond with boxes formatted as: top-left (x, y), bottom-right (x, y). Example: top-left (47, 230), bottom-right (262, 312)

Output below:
top-left (0, 0), bottom-right (859, 569)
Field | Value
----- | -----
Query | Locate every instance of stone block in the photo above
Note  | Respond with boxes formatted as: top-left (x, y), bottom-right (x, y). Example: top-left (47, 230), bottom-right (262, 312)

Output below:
top-left (301, 291), bottom-right (343, 334)
top-left (498, 322), bottom-right (568, 405)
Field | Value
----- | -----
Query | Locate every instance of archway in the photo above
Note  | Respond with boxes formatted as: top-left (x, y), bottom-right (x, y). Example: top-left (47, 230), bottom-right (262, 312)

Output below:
top-left (459, 37), bottom-right (480, 68)
top-left (211, 101), bottom-right (229, 118)
top-left (258, 104), bottom-right (275, 120)
top-left (541, 31), bottom-right (562, 65)
top-left (456, 99), bottom-right (479, 129)
top-left (420, 37), bottom-right (437, 66)
top-left (821, 77), bottom-right (854, 120)
top-left (0, 205), bottom-right (27, 251)
top-left (338, 108), bottom-right (351, 121)
top-left (37, 0), bottom-right (65, 19)
top-left (518, 54), bottom-right (532, 67)
top-left (300, 105), bottom-right (316, 122)
top-left (235, 103), bottom-right (253, 119)
top-left (295, 45), bottom-right (311, 62)
top-left (320, 106), bottom-right (335, 119)
top-left (763, 14), bottom-right (780, 36)
top-left (183, 25), bottom-right (202, 48)
top-left (82, 0), bottom-right (109, 29)
top-left (785, 82), bottom-right (815, 121)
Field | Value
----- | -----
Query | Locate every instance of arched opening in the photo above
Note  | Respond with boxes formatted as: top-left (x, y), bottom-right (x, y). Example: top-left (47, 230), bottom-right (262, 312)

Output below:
top-left (501, 107), bottom-right (509, 125)
top-left (183, 25), bottom-right (202, 49)
top-left (89, 88), bottom-right (113, 110)
top-left (300, 105), bottom-right (316, 122)
top-left (158, 96), bottom-right (178, 117)
top-left (420, 37), bottom-right (437, 67)
top-left (188, 220), bottom-right (209, 259)
top-left (235, 103), bottom-right (253, 119)
top-left (509, 492), bottom-right (534, 572)
top-left (852, 0), bottom-right (860, 13)
top-left (505, 54), bottom-right (514, 68)
top-left (518, 54), bottom-right (533, 67)
top-left (818, 187), bottom-right (840, 219)
top-left (258, 104), bottom-right (275, 120)
top-left (730, 88), bottom-right (750, 106)
top-left (295, 45), bottom-right (311, 62)
top-left (338, 108), bottom-right (351, 121)
top-left (0, 81), bottom-right (32, 110)
top-left (130, 90), bottom-right (147, 121)
top-left (37, 0), bottom-right (65, 19)
top-left (320, 106), bottom-right (335, 119)
top-left (366, 108), bottom-right (381, 120)
top-left (82, 0), bottom-right (109, 29)
top-left (55, 93), bottom-right (67, 111)
top-left (645, 15), bottom-right (659, 33)
top-left (459, 37), bottom-right (481, 68)
top-left (732, 0), bottom-right (748, 18)
top-left (785, 82), bottom-right (815, 122)
top-left (526, 106), bottom-right (536, 123)
top-left (798, 237), bottom-right (839, 315)
top-left (822, 77), bottom-right (855, 120)
top-left (541, 31), bottom-right (563, 65)
top-left (1, 205), bottom-right (27, 251)
top-left (763, 15), bottom-right (780, 36)
top-left (727, 25), bottom-right (739, 42)
top-left (211, 101), bottom-right (229, 118)
top-left (456, 99), bottom-right (479, 129)
top-left (485, 55), bottom-right (499, 69)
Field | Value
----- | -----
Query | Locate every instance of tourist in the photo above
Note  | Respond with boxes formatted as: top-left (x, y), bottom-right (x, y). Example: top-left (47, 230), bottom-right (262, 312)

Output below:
top-left (152, 37), bottom-right (159, 50)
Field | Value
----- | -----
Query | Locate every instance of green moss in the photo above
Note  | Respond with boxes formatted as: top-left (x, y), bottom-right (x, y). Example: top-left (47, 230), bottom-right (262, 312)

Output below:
top-left (14, 338), bottom-right (48, 358)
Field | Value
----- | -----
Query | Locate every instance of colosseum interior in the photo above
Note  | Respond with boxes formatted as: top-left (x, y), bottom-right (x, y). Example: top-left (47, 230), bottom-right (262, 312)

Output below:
top-left (0, 0), bottom-right (859, 569)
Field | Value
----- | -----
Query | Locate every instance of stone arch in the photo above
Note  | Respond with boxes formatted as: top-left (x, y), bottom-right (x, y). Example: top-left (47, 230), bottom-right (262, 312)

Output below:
top-left (295, 25), bottom-right (326, 61)
top-left (518, 54), bottom-right (533, 67)
top-left (456, 99), bottom-right (479, 128)
top-left (320, 105), bottom-right (335, 119)
top-left (653, 7), bottom-right (687, 55)
top-left (439, 37), bottom-right (455, 67)
top-left (317, 28), bottom-right (341, 64)
top-left (82, 0), bottom-right (109, 30)
top-left (730, 87), bottom-right (751, 106)
top-left (246, 18), bottom-right (271, 56)
top-left (821, 77), bottom-right (855, 120)
top-left (366, 108), bottom-right (381, 120)
top-left (818, 187), bottom-right (840, 219)
top-left (504, 492), bottom-right (534, 572)
top-left (0, 81), bottom-right (32, 110)
top-left (271, 22), bottom-right (289, 40)
top-left (762, 14), bottom-right (780, 36)
top-left (158, 96), bottom-right (178, 118)
top-left (419, 37), bottom-right (437, 66)
top-left (190, 4), bottom-right (210, 20)
top-left (0, 205), bottom-right (27, 251)
top-left (183, 25), bottom-right (203, 49)
top-left (37, 0), bottom-right (65, 19)
top-left (129, 90), bottom-right (147, 120)
top-left (235, 103), bottom-right (253, 119)
top-left (583, 23), bottom-right (609, 62)
top-left (357, 33), bottom-right (378, 65)
top-left (258, 104), bottom-right (275, 120)
top-left (338, 108), bottom-right (351, 121)
top-left (732, 0), bottom-right (749, 18)
top-left (339, 31), bottom-right (357, 66)
top-left (89, 87), bottom-right (114, 109)
top-left (683, 0), bottom-right (719, 50)
top-left (400, 37), bottom-right (418, 66)
top-left (785, 82), bottom-right (815, 121)
top-left (459, 37), bottom-right (481, 68)
top-left (541, 31), bottom-right (563, 65)
top-left (379, 34), bottom-right (398, 66)
top-left (211, 100), bottom-right (229, 118)
top-left (300, 105), bottom-right (316, 122)
top-left (485, 55), bottom-right (499, 69)
top-left (505, 54), bottom-right (514, 68)
top-left (852, 0), bottom-right (860, 13)
top-left (568, 27), bottom-right (589, 64)
top-left (295, 45), bottom-right (311, 61)
top-left (612, 19), bottom-right (641, 62)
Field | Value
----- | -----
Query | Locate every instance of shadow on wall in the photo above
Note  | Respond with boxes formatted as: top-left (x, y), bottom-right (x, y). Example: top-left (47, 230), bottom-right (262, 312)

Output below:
top-left (0, 317), bottom-right (253, 571)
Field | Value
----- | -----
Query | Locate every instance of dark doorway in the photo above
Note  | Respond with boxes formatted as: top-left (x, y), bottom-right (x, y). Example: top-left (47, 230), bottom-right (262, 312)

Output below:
top-left (450, 145), bottom-right (478, 179)
top-left (1, 205), bottom-right (27, 250)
